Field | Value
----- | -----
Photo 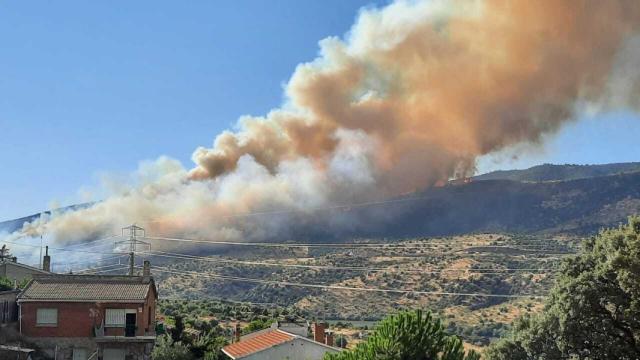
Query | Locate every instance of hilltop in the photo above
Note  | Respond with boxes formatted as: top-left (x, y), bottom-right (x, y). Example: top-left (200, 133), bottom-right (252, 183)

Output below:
top-left (473, 162), bottom-right (640, 182)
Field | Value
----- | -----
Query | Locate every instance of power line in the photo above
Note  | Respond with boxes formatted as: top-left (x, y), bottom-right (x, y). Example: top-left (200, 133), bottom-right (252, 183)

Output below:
top-left (1, 240), bottom-right (121, 256)
top-left (85, 266), bottom-right (130, 275)
top-left (118, 225), bottom-right (150, 276)
top-left (62, 235), bottom-right (120, 249)
top-left (57, 255), bottom-right (127, 269)
top-left (159, 296), bottom-right (281, 307)
top-left (142, 235), bottom-right (572, 253)
top-left (73, 263), bottom-right (126, 274)
top-left (149, 265), bottom-right (546, 299)
top-left (141, 250), bottom-right (558, 274)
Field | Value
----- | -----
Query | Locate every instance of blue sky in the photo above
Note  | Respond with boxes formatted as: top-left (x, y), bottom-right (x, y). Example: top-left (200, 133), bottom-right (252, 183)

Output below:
top-left (1, 0), bottom-right (639, 220)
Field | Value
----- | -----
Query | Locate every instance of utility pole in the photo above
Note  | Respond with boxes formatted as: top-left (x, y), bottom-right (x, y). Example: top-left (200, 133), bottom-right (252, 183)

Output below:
top-left (39, 235), bottom-right (43, 269)
top-left (116, 224), bottom-right (150, 276)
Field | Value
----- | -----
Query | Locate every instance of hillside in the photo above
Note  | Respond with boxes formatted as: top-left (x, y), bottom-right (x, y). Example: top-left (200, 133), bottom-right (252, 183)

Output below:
top-left (268, 170), bottom-right (640, 241)
top-left (473, 162), bottom-right (640, 182)
top-left (3, 164), bottom-right (640, 239)
top-left (153, 233), bottom-right (572, 347)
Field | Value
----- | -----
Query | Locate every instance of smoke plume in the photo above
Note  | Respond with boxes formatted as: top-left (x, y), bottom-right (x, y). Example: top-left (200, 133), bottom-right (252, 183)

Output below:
top-left (10, 0), bottom-right (640, 245)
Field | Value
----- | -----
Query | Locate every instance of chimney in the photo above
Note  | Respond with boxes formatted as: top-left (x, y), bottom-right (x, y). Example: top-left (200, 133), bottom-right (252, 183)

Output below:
top-left (42, 246), bottom-right (51, 272)
top-left (325, 331), bottom-right (334, 347)
top-left (234, 323), bottom-right (241, 343)
top-left (142, 260), bottom-right (151, 281)
top-left (313, 322), bottom-right (326, 343)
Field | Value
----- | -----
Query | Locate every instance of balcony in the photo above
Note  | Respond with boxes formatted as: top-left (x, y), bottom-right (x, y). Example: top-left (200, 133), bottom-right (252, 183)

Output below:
top-left (94, 323), bottom-right (156, 343)
top-left (94, 335), bottom-right (156, 343)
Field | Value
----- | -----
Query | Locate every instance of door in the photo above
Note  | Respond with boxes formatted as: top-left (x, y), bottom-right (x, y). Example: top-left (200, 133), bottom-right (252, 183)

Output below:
top-left (103, 348), bottom-right (125, 360)
top-left (125, 313), bottom-right (136, 337)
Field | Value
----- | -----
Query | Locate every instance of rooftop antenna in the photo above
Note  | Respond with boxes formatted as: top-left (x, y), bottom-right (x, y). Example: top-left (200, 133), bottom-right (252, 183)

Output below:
top-left (39, 235), bottom-right (43, 269)
top-left (116, 224), bottom-right (151, 276)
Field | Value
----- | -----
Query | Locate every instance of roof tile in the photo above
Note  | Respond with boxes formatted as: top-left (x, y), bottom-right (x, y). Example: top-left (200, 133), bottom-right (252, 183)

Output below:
top-left (223, 329), bottom-right (295, 359)
top-left (19, 274), bottom-right (152, 301)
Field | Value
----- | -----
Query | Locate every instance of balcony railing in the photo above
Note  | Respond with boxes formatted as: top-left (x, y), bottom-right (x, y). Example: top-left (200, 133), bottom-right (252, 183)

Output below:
top-left (93, 322), bottom-right (155, 342)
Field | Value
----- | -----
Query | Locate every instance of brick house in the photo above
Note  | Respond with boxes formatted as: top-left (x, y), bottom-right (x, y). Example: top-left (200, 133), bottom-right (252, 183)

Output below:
top-left (17, 261), bottom-right (157, 360)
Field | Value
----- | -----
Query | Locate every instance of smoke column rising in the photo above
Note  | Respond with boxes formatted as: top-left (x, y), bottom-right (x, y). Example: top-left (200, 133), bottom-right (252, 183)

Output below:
top-left (12, 0), bottom-right (640, 244)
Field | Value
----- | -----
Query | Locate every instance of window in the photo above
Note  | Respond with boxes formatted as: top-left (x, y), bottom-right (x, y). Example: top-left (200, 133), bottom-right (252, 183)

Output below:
top-left (36, 308), bottom-right (58, 326)
top-left (105, 309), bottom-right (125, 327)
top-left (72, 348), bottom-right (87, 360)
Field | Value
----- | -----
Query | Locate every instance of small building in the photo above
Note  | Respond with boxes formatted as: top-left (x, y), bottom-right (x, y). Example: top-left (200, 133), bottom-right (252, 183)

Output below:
top-left (239, 320), bottom-right (310, 342)
top-left (17, 261), bottom-right (157, 360)
top-left (0, 289), bottom-right (20, 325)
top-left (222, 324), bottom-right (340, 360)
top-left (0, 257), bottom-right (50, 285)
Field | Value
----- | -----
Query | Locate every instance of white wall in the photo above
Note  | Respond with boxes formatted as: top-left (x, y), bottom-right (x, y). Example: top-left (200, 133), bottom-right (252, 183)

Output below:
top-left (244, 338), bottom-right (339, 360)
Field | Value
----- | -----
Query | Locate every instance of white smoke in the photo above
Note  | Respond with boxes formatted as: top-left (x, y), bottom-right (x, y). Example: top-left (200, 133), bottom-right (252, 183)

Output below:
top-left (4, 0), bottom-right (640, 247)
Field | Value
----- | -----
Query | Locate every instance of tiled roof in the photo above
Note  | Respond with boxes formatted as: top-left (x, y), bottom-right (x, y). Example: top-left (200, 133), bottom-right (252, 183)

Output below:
top-left (222, 329), bottom-right (295, 359)
top-left (18, 274), bottom-right (153, 302)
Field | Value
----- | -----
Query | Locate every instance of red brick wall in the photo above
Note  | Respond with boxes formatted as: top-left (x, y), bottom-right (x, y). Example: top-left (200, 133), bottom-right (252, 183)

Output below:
top-left (21, 299), bottom-right (155, 337)
top-left (142, 286), bottom-right (157, 335)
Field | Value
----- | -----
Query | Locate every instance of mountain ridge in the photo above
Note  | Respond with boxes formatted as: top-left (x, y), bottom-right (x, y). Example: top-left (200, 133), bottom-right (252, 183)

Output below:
top-left (473, 162), bottom-right (640, 182)
top-left (2, 162), bottom-right (640, 238)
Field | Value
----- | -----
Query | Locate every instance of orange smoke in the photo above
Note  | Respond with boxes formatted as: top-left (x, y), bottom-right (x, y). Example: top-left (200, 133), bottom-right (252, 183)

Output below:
top-left (11, 0), bottom-right (640, 244)
top-left (190, 0), bottom-right (640, 195)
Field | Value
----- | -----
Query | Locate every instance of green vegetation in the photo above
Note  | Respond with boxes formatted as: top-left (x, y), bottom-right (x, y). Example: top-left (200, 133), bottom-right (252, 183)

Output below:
top-left (0, 276), bottom-right (13, 291)
top-left (242, 318), bottom-right (274, 334)
top-left (485, 216), bottom-right (640, 359)
top-left (154, 233), bottom-right (563, 346)
top-left (0, 276), bottom-right (29, 291)
top-left (159, 299), bottom-right (305, 325)
top-left (154, 304), bottom-right (231, 360)
top-left (325, 310), bottom-right (479, 360)
top-left (152, 335), bottom-right (194, 360)
top-left (155, 299), bottom-right (308, 359)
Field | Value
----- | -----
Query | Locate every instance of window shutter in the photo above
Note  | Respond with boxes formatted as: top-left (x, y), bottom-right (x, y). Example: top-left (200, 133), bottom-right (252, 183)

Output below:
top-left (105, 309), bottom-right (126, 327)
top-left (36, 308), bottom-right (58, 325)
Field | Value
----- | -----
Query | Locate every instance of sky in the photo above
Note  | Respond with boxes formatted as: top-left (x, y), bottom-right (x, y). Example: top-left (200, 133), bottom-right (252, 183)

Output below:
top-left (1, 0), bottom-right (639, 221)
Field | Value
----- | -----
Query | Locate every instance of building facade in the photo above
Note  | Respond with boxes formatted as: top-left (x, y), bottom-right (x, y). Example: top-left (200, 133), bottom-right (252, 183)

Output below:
top-left (17, 263), bottom-right (157, 360)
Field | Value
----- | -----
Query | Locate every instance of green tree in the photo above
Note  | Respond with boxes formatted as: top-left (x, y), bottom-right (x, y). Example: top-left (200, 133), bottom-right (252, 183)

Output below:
top-left (152, 335), bottom-right (194, 360)
top-left (243, 318), bottom-right (274, 334)
top-left (325, 310), bottom-right (479, 360)
top-left (486, 216), bottom-right (640, 359)
top-left (187, 331), bottom-right (228, 359)
top-left (172, 315), bottom-right (185, 342)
